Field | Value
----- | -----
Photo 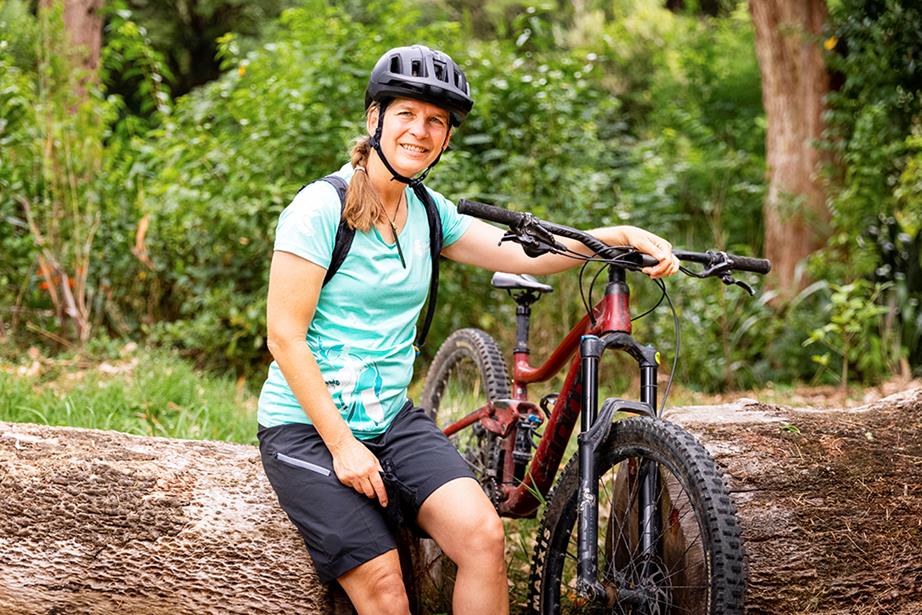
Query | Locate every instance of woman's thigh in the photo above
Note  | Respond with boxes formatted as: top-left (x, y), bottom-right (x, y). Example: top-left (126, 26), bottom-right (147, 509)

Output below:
top-left (415, 476), bottom-right (504, 562)
top-left (258, 423), bottom-right (397, 583)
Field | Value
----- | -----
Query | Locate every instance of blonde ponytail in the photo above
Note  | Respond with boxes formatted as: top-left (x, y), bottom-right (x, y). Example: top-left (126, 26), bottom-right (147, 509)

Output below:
top-left (344, 105), bottom-right (385, 231)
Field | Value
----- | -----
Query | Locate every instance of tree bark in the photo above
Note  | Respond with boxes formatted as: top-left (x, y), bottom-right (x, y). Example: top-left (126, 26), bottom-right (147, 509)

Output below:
top-left (668, 388), bottom-right (922, 614)
top-left (0, 424), bottom-right (352, 614)
top-left (40, 0), bottom-right (104, 82)
top-left (2, 388), bottom-right (920, 613)
top-left (749, 0), bottom-right (831, 298)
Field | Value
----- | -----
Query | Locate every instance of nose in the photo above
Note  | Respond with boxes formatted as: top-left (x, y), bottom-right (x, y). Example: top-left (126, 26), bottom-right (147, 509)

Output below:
top-left (408, 115), bottom-right (429, 137)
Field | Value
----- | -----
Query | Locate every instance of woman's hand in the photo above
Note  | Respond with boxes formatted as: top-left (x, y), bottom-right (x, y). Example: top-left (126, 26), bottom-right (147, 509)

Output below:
top-left (617, 226), bottom-right (681, 279)
top-left (328, 435), bottom-right (389, 507)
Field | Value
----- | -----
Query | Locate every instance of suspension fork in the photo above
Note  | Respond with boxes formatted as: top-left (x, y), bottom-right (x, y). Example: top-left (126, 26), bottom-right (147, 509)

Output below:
top-left (576, 332), bottom-right (660, 603)
top-left (576, 335), bottom-right (604, 600)
top-left (639, 360), bottom-right (661, 578)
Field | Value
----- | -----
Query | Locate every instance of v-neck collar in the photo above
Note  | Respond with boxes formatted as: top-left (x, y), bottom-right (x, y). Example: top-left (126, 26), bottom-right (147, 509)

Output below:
top-left (373, 187), bottom-right (412, 247)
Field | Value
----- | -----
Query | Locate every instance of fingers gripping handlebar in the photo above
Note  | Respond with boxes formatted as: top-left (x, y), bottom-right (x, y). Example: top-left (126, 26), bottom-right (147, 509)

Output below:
top-left (457, 199), bottom-right (772, 276)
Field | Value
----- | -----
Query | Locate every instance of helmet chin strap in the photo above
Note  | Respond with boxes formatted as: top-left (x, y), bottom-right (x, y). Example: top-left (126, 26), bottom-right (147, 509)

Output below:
top-left (368, 100), bottom-right (449, 188)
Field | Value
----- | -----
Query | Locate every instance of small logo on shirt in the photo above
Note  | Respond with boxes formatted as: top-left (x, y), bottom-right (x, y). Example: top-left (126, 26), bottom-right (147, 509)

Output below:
top-left (298, 206), bottom-right (324, 236)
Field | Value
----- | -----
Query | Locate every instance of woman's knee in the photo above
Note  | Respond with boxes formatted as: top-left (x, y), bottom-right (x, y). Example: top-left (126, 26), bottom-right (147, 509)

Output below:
top-left (368, 568), bottom-right (407, 602)
top-left (339, 553), bottom-right (409, 614)
top-left (452, 509), bottom-right (506, 565)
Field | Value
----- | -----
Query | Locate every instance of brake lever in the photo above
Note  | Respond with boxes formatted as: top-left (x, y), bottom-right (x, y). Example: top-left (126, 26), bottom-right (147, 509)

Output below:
top-left (698, 251), bottom-right (734, 277)
top-left (682, 251), bottom-right (758, 296)
top-left (499, 215), bottom-right (569, 258)
top-left (719, 272), bottom-right (756, 296)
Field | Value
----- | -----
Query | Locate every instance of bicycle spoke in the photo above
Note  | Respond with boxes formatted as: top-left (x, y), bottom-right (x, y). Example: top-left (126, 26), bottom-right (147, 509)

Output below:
top-left (552, 448), bottom-right (716, 615)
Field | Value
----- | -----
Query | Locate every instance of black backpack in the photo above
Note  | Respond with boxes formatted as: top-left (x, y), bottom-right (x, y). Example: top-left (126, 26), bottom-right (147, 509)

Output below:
top-left (299, 174), bottom-right (443, 351)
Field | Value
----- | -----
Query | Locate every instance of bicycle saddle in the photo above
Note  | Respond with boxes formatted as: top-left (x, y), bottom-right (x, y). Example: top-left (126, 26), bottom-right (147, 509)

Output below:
top-left (491, 272), bottom-right (554, 294)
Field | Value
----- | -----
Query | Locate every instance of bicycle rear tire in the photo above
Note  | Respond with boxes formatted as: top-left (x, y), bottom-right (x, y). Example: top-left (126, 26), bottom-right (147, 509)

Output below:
top-left (420, 327), bottom-right (511, 501)
top-left (408, 328), bottom-right (510, 613)
top-left (528, 416), bottom-right (746, 614)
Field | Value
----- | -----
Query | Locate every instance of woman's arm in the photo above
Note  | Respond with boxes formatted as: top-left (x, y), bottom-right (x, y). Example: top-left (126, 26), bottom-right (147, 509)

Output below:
top-left (441, 218), bottom-right (680, 278)
top-left (266, 250), bottom-right (388, 506)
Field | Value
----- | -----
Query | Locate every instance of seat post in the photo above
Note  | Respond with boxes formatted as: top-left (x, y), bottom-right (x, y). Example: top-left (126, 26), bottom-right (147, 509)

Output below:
top-left (515, 300), bottom-right (532, 354)
top-left (490, 272), bottom-right (552, 355)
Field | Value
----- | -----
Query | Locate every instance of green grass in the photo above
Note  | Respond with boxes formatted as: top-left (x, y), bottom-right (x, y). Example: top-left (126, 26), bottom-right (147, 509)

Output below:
top-left (0, 349), bottom-right (258, 444)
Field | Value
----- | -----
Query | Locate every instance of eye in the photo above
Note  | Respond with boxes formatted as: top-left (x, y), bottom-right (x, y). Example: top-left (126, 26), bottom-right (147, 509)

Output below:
top-left (429, 116), bottom-right (447, 127)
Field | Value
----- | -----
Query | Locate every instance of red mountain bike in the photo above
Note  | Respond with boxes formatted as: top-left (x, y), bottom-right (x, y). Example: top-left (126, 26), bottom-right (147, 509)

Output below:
top-left (421, 201), bottom-right (771, 614)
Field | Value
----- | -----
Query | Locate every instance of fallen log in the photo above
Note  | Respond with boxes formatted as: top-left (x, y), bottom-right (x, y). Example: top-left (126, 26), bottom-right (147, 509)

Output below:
top-left (1, 388), bottom-right (920, 614)
top-left (0, 424), bottom-right (352, 614)
top-left (667, 388), bottom-right (922, 615)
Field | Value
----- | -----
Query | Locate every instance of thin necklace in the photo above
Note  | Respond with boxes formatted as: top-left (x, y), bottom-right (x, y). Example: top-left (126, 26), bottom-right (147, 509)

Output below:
top-left (384, 192), bottom-right (407, 269)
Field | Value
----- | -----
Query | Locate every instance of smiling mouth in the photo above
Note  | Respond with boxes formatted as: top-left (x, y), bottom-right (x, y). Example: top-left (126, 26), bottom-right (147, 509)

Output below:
top-left (400, 144), bottom-right (428, 154)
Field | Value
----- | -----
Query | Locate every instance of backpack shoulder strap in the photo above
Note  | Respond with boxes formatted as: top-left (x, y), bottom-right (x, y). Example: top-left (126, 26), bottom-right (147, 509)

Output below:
top-left (318, 174), bottom-right (353, 287)
top-left (411, 184), bottom-right (444, 351)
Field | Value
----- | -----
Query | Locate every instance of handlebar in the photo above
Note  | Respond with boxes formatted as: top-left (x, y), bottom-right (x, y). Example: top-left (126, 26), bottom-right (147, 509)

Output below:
top-left (458, 199), bottom-right (771, 276)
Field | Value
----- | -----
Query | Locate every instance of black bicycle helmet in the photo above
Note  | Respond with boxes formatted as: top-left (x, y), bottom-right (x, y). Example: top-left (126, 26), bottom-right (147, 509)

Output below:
top-left (365, 45), bottom-right (473, 127)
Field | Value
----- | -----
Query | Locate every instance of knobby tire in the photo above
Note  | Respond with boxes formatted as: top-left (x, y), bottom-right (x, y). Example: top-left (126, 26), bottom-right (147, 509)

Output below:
top-left (528, 416), bottom-right (746, 614)
top-left (420, 327), bottom-right (511, 500)
top-left (409, 328), bottom-right (511, 613)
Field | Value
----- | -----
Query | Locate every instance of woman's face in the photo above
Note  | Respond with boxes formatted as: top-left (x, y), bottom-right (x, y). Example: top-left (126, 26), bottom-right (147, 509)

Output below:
top-left (368, 98), bottom-right (452, 177)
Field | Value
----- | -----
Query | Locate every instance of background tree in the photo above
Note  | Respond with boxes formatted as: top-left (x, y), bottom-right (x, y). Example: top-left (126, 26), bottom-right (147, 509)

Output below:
top-left (749, 0), bottom-right (831, 297)
top-left (113, 0), bottom-right (294, 97)
top-left (40, 0), bottom-right (104, 95)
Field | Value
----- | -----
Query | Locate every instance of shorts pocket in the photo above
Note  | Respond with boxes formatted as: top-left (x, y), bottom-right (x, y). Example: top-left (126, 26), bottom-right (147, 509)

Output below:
top-left (275, 451), bottom-right (332, 477)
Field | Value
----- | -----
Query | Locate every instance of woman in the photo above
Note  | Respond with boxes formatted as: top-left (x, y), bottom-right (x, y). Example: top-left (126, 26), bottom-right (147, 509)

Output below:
top-left (257, 45), bottom-right (679, 615)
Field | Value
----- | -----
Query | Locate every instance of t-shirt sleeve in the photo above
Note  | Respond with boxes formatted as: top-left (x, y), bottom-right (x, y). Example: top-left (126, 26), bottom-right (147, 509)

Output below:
top-left (273, 181), bottom-right (342, 268)
top-left (428, 188), bottom-right (473, 247)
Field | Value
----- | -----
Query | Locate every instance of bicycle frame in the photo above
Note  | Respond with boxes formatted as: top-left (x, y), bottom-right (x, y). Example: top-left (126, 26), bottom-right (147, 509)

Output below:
top-left (441, 266), bottom-right (659, 519)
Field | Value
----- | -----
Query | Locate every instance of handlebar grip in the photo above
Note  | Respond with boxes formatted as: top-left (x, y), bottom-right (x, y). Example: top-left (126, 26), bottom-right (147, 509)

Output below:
top-left (458, 199), bottom-right (527, 227)
top-left (727, 255), bottom-right (772, 274)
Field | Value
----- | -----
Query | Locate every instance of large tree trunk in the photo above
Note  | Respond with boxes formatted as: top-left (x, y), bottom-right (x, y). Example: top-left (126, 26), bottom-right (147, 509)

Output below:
top-left (2, 388), bottom-right (921, 613)
top-left (749, 0), bottom-right (831, 297)
top-left (40, 0), bottom-right (104, 90)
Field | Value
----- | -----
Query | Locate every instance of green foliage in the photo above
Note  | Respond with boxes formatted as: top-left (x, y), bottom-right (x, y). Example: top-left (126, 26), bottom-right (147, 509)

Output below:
top-left (819, 0), bottom-right (922, 375)
top-left (101, 4), bottom-right (174, 124)
top-left (113, 0), bottom-right (297, 97)
top-left (3, 0), bottom-right (915, 395)
top-left (610, 3), bottom-right (765, 250)
top-left (0, 2), bottom-right (117, 343)
top-left (803, 280), bottom-right (893, 385)
top-left (825, 0), bottom-right (921, 232)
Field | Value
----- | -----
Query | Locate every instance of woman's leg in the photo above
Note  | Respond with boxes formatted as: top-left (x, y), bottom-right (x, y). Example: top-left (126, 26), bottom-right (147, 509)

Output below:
top-left (416, 477), bottom-right (509, 615)
top-left (337, 549), bottom-right (410, 615)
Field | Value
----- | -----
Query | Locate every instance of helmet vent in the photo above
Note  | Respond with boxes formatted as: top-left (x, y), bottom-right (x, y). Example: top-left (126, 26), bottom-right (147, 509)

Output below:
top-left (389, 56), bottom-right (402, 73)
top-left (433, 61), bottom-right (446, 82)
top-left (411, 59), bottom-right (423, 77)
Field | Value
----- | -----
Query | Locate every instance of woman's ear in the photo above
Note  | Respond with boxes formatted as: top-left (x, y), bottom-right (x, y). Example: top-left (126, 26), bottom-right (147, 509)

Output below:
top-left (366, 106), bottom-right (379, 135)
top-left (442, 127), bottom-right (453, 152)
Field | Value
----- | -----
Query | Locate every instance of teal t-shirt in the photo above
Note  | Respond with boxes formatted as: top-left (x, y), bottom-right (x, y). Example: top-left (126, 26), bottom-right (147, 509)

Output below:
top-left (257, 164), bottom-right (472, 439)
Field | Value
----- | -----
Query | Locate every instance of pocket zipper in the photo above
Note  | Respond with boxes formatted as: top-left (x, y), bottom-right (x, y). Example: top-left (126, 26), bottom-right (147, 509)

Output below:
top-left (275, 452), bottom-right (332, 477)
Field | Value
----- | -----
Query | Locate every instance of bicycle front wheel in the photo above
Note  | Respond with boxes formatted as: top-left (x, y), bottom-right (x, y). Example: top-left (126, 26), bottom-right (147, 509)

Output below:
top-left (420, 328), bottom-right (511, 501)
top-left (529, 416), bottom-right (746, 614)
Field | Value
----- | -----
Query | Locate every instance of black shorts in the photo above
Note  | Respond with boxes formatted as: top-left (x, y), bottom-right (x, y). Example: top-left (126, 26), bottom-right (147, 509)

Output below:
top-left (257, 402), bottom-right (475, 583)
